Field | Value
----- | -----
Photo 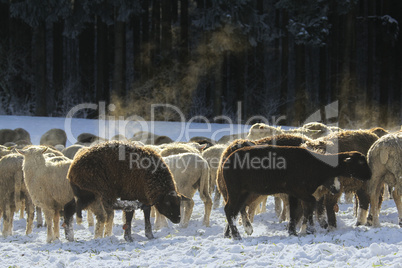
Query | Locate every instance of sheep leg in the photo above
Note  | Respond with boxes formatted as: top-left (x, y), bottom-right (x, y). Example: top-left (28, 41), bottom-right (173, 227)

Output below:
top-left (260, 196), bottom-right (268, 213)
top-left (180, 198), bottom-right (194, 228)
top-left (87, 209), bottom-right (94, 227)
top-left (90, 201), bottom-right (107, 239)
top-left (240, 207), bottom-right (253, 235)
top-left (367, 184), bottom-right (384, 226)
top-left (367, 182), bottom-right (384, 227)
top-left (36, 206), bottom-right (43, 228)
top-left (213, 187), bottom-right (221, 209)
top-left (202, 197), bottom-right (212, 227)
top-left (123, 210), bottom-right (134, 242)
top-left (356, 187), bottom-right (372, 226)
top-left (299, 201), bottom-right (316, 235)
top-left (392, 190), bottom-right (402, 227)
top-left (287, 196), bottom-right (302, 236)
top-left (316, 196), bottom-right (328, 229)
top-left (25, 196), bottom-right (35, 235)
top-left (19, 199), bottom-right (25, 219)
top-left (63, 199), bottom-right (76, 242)
top-left (344, 192), bottom-right (354, 203)
top-left (142, 205), bottom-right (154, 239)
top-left (223, 194), bottom-right (247, 240)
top-left (325, 193), bottom-right (339, 230)
top-left (274, 196), bottom-right (282, 219)
top-left (247, 200), bottom-right (259, 223)
top-left (154, 210), bottom-right (168, 230)
top-left (43, 209), bottom-right (55, 243)
top-left (53, 210), bottom-right (60, 240)
top-left (224, 203), bottom-right (241, 239)
top-left (2, 204), bottom-right (14, 237)
top-left (280, 195), bottom-right (290, 222)
top-left (104, 207), bottom-right (114, 237)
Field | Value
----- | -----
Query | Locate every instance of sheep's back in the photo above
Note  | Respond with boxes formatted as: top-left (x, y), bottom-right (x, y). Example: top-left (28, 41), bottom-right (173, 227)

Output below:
top-left (68, 141), bottom-right (176, 204)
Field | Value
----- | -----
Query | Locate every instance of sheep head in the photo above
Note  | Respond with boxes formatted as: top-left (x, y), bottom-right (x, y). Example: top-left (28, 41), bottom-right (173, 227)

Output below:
top-left (155, 191), bottom-right (188, 224)
top-left (16, 146), bottom-right (48, 156)
top-left (339, 151), bottom-right (371, 181)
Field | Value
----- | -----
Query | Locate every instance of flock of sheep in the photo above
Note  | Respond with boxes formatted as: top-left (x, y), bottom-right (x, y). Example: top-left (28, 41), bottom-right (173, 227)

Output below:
top-left (0, 122), bottom-right (401, 243)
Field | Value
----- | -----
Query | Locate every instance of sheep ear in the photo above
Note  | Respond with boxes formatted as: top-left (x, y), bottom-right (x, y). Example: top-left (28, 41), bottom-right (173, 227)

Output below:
top-left (41, 147), bottom-right (48, 154)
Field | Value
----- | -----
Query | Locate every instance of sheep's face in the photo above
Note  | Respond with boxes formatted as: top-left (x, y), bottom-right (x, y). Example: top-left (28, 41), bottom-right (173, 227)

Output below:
top-left (17, 146), bottom-right (48, 157)
top-left (155, 191), bottom-right (181, 224)
top-left (341, 152), bottom-right (371, 181)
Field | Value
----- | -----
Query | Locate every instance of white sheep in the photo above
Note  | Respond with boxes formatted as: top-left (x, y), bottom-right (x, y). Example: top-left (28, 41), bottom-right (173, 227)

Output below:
top-left (246, 123), bottom-right (284, 141)
top-left (159, 142), bottom-right (205, 157)
top-left (0, 153), bottom-right (35, 237)
top-left (18, 146), bottom-right (74, 243)
top-left (367, 132), bottom-right (402, 227)
top-left (62, 144), bottom-right (86, 160)
top-left (154, 153), bottom-right (212, 229)
top-left (201, 144), bottom-right (227, 209)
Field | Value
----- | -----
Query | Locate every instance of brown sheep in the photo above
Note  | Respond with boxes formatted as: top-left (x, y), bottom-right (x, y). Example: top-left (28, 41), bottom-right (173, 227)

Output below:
top-left (220, 145), bottom-right (371, 239)
top-left (63, 141), bottom-right (188, 242)
top-left (303, 130), bottom-right (379, 229)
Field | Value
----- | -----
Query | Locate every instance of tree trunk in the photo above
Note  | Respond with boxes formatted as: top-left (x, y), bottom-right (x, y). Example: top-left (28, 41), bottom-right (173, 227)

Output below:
top-left (33, 23), bottom-right (47, 116)
top-left (338, 5), bottom-right (357, 128)
top-left (293, 44), bottom-right (306, 126)
top-left (79, 23), bottom-right (95, 100)
top-left (141, 0), bottom-right (150, 82)
top-left (161, 0), bottom-right (172, 53)
top-left (151, 0), bottom-right (161, 78)
top-left (113, 19), bottom-right (126, 99)
top-left (279, 10), bottom-right (289, 124)
top-left (179, 0), bottom-right (189, 63)
top-left (0, 3), bottom-right (9, 41)
top-left (96, 17), bottom-right (108, 103)
top-left (53, 21), bottom-right (63, 110)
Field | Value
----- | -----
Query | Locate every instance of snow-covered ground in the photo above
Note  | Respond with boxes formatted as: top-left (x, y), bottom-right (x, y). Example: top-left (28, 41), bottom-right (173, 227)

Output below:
top-left (1, 115), bottom-right (402, 268)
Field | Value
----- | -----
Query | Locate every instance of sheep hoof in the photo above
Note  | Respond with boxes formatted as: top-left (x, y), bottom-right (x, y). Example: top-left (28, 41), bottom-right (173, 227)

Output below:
top-left (306, 226), bottom-right (316, 235)
top-left (365, 214), bottom-right (373, 226)
top-left (288, 230), bottom-right (297, 236)
top-left (145, 233), bottom-right (154, 240)
top-left (124, 235), bottom-right (134, 242)
top-left (319, 220), bottom-right (328, 229)
top-left (179, 223), bottom-right (188, 228)
top-left (232, 235), bottom-right (242, 241)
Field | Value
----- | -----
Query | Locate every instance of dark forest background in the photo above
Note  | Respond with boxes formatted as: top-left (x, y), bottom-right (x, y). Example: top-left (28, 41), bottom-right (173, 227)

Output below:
top-left (0, 0), bottom-right (401, 129)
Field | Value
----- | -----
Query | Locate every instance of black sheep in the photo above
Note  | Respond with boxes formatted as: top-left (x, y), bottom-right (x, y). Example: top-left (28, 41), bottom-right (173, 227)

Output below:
top-left (220, 144), bottom-right (371, 239)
